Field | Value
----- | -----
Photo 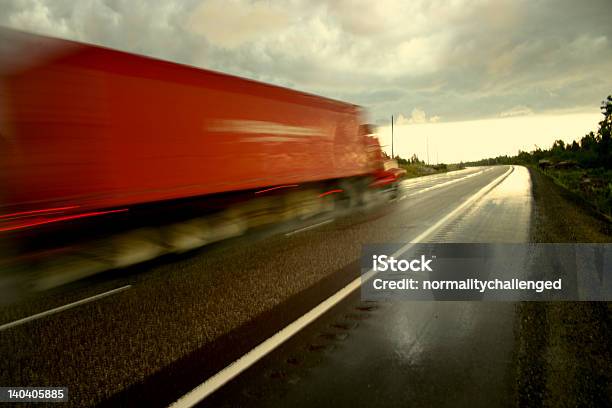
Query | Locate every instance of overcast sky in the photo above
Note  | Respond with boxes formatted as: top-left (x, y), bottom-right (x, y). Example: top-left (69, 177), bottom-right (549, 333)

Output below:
top-left (2, 0), bottom-right (611, 162)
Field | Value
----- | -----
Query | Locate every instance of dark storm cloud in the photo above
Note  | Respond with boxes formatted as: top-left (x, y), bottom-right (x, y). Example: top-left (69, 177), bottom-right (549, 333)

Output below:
top-left (1, 0), bottom-right (611, 122)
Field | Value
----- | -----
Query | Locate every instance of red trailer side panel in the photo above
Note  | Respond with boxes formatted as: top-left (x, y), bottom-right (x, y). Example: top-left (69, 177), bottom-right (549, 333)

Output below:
top-left (0, 28), bottom-right (375, 217)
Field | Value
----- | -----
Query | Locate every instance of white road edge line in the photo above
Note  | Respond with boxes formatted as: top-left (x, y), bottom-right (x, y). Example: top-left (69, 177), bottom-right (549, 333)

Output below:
top-left (0, 284), bottom-right (132, 331)
top-left (169, 166), bottom-right (514, 408)
top-left (285, 219), bottom-right (334, 237)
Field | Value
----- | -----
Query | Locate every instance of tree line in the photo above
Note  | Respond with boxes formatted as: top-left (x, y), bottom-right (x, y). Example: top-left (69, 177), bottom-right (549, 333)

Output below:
top-left (467, 95), bottom-right (612, 169)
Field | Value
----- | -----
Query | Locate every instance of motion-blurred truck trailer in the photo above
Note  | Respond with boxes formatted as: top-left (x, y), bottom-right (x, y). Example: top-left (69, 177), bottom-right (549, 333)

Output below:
top-left (0, 28), bottom-right (400, 292)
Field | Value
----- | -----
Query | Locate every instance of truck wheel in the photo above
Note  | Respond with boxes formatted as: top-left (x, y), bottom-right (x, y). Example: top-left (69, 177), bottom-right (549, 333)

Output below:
top-left (338, 178), bottom-right (366, 209)
top-left (390, 182), bottom-right (400, 199)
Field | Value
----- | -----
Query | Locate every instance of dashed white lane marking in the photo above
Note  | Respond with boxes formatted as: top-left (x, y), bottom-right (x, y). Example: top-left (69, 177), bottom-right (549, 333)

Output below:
top-left (0, 285), bottom-right (132, 332)
top-left (399, 167), bottom-right (494, 200)
top-left (400, 167), bottom-right (479, 187)
top-left (285, 219), bottom-right (334, 237)
top-left (168, 166), bottom-right (514, 408)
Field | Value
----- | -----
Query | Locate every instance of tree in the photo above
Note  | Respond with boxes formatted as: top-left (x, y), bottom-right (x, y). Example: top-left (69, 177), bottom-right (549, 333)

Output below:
top-left (597, 95), bottom-right (612, 168)
top-left (580, 132), bottom-right (597, 150)
top-left (570, 141), bottom-right (580, 152)
top-left (395, 155), bottom-right (409, 165)
top-left (410, 154), bottom-right (422, 164)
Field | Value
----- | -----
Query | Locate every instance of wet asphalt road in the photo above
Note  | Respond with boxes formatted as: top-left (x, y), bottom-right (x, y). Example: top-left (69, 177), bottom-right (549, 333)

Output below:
top-left (0, 165), bottom-right (528, 407)
top-left (203, 166), bottom-right (531, 408)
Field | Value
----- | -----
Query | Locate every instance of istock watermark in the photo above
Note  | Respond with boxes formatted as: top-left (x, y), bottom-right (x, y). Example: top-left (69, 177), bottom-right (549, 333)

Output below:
top-left (361, 244), bottom-right (612, 301)
top-left (372, 254), bottom-right (434, 272)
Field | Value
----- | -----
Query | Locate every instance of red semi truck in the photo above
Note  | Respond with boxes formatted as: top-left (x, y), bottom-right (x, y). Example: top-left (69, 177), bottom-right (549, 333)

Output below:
top-left (0, 28), bottom-right (400, 288)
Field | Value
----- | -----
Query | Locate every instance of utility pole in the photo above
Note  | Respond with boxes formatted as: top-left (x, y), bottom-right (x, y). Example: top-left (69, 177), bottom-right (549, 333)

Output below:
top-left (426, 135), bottom-right (430, 165)
top-left (391, 115), bottom-right (394, 159)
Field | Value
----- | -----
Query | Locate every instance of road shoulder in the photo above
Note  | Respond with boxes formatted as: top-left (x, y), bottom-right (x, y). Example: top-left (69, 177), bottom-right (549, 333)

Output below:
top-left (515, 168), bottom-right (612, 407)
